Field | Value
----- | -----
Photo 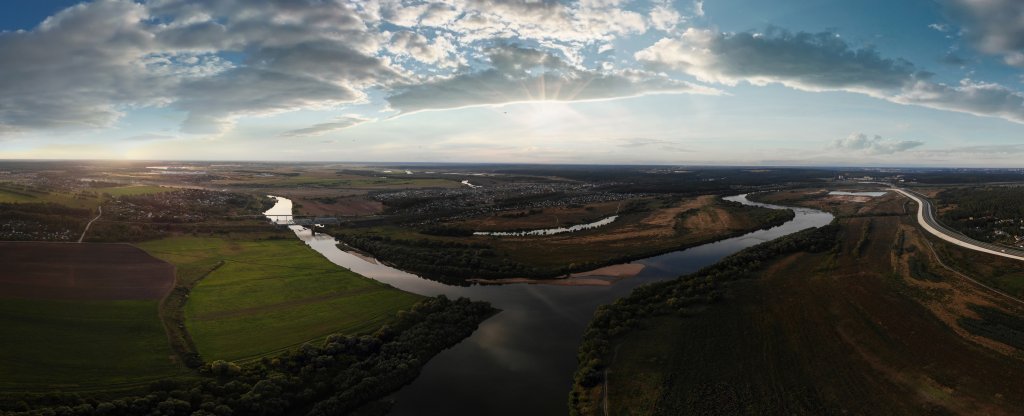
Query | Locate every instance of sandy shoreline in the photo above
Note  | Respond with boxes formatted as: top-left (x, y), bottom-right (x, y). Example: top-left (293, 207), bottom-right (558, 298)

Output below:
top-left (467, 263), bottom-right (646, 286)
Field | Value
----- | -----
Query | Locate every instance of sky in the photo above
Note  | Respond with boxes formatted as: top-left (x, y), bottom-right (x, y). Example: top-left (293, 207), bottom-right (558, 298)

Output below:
top-left (1, 0), bottom-right (1024, 166)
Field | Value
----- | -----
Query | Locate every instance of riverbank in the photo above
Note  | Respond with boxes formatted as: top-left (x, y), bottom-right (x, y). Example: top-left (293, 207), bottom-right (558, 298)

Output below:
top-left (466, 263), bottom-right (647, 286)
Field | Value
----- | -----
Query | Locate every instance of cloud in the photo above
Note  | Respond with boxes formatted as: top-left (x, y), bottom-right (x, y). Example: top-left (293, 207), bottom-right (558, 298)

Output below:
top-left (0, 0), bottom-right (171, 132)
top-left (1, 0), bottom-right (704, 137)
top-left (387, 31), bottom-right (460, 68)
top-left (281, 115), bottom-right (372, 137)
top-left (650, 4), bottom-right (683, 32)
top-left (0, 0), bottom-right (394, 135)
top-left (636, 27), bottom-right (1024, 124)
top-left (940, 51), bottom-right (968, 65)
top-left (937, 144), bottom-right (1024, 155)
top-left (616, 138), bottom-right (692, 152)
top-left (635, 28), bottom-right (924, 91)
top-left (831, 133), bottom-right (923, 155)
top-left (941, 0), bottom-right (1024, 66)
top-left (175, 68), bottom-right (361, 134)
top-left (892, 79), bottom-right (1024, 123)
top-left (386, 45), bottom-right (719, 113)
top-left (119, 133), bottom-right (178, 142)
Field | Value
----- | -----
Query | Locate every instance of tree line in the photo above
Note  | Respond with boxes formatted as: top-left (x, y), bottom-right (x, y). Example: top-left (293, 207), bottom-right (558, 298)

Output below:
top-left (2, 296), bottom-right (495, 416)
top-left (568, 222), bottom-right (839, 415)
top-left (938, 187), bottom-right (1024, 244)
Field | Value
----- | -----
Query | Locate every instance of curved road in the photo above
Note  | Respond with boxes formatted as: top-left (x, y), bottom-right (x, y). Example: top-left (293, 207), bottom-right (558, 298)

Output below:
top-left (892, 188), bottom-right (1024, 261)
top-left (77, 205), bottom-right (102, 243)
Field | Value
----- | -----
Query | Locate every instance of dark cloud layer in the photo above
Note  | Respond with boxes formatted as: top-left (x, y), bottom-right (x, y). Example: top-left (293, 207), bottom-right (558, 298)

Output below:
top-left (637, 28), bottom-right (925, 90)
top-left (941, 0), bottom-right (1024, 65)
top-left (637, 28), bottom-right (1024, 124)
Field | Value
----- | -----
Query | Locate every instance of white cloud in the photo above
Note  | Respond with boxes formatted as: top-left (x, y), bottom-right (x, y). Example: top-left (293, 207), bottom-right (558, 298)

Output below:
top-left (693, 0), bottom-right (705, 17)
top-left (892, 79), bottom-right (1024, 124)
top-left (386, 45), bottom-right (719, 113)
top-left (650, 4), bottom-right (682, 32)
top-left (831, 133), bottom-right (924, 155)
top-left (388, 31), bottom-right (460, 68)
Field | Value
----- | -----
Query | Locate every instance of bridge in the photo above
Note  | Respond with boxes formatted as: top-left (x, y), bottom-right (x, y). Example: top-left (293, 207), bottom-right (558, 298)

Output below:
top-left (265, 215), bottom-right (341, 227)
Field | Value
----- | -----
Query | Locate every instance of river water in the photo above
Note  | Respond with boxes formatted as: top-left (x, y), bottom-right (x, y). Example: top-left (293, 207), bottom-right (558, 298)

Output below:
top-left (263, 194), bottom-right (833, 415)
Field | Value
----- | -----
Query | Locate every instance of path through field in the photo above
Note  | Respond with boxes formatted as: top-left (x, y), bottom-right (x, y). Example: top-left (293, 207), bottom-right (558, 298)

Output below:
top-left (78, 205), bottom-right (102, 243)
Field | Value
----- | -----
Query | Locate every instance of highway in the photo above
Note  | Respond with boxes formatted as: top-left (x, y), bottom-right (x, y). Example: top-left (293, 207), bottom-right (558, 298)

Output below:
top-left (891, 188), bottom-right (1024, 262)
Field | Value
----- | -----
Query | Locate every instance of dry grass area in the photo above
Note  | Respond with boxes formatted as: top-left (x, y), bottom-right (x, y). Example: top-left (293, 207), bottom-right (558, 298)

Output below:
top-left (599, 192), bottom-right (1024, 415)
top-left (458, 199), bottom-right (626, 231)
top-left (291, 195), bottom-right (384, 216)
top-left (488, 195), bottom-right (781, 270)
top-left (753, 188), bottom-right (908, 217)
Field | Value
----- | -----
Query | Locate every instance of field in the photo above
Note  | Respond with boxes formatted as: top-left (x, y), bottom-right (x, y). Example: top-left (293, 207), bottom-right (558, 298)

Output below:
top-left (584, 192), bottom-right (1024, 415)
top-left (0, 187), bottom-right (99, 209)
top-left (336, 195), bottom-right (795, 282)
top-left (480, 196), bottom-right (792, 270)
top-left (0, 242), bottom-right (175, 300)
top-left (0, 299), bottom-right (183, 390)
top-left (0, 182), bottom-right (170, 208)
top-left (456, 200), bottom-right (625, 231)
top-left (0, 243), bottom-right (182, 390)
top-left (91, 185), bottom-right (173, 197)
top-left (213, 170), bottom-right (461, 190)
top-left (138, 237), bottom-right (424, 361)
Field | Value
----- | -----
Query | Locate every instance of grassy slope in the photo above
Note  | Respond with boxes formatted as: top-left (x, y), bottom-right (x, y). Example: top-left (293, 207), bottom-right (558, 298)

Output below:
top-left (0, 299), bottom-right (182, 390)
top-left (138, 237), bottom-right (423, 361)
top-left (593, 202), bottom-right (1024, 415)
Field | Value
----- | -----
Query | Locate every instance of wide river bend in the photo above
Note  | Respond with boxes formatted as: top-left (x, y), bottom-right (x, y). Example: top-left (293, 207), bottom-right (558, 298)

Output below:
top-left (263, 194), bottom-right (833, 415)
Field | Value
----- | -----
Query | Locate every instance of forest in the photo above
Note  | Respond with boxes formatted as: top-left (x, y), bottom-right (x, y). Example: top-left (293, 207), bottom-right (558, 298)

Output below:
top-left (938, 186), bottom-right (1024, 245)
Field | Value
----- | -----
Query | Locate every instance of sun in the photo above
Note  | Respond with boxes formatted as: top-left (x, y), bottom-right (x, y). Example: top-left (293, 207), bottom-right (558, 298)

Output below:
top-left (505, 101), bottom-right (584, 130)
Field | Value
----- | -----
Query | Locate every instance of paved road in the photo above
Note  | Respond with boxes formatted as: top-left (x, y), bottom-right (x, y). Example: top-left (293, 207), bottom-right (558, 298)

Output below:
top-left (77, 205), bottom-right (102, 243)
top-left (892, 188), bottom-right (1024, 262)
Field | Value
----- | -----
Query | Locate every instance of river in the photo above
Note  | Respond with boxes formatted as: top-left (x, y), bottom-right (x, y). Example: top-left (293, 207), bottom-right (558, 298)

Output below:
top-left (264, 194), bottom-right (833, 415)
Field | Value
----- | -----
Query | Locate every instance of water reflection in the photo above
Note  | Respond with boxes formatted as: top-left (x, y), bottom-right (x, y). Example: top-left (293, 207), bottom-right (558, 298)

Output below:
top-left (263, 194), bottom-right (833, 415)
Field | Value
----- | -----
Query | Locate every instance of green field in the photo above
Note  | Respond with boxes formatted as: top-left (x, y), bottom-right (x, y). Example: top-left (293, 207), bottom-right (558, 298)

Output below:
top-left (0, 187), bottom-right (90, 208)
top-left (138, 237), bottom-right (423, 361)
top-left (92, 185), bottom-right (173, 196)
top-left (0, 189), bottom-right (38, 203)
top-left (0, 299), bottom-right (183, 390)
top-left (0, 184), bottom-right (171, 208)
